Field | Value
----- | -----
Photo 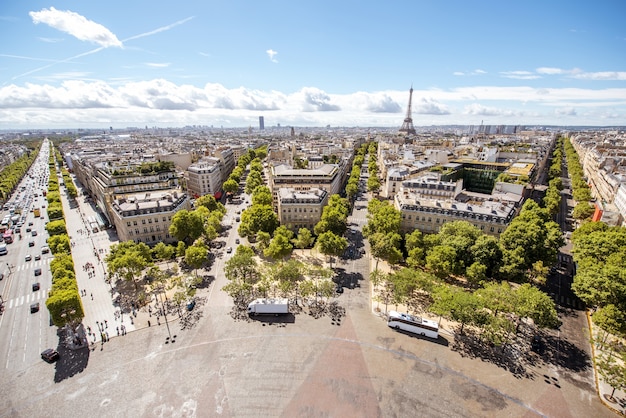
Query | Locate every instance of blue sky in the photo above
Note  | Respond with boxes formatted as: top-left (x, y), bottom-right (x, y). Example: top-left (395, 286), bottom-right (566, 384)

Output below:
top-left (1, 1), bottom-right (625, 129)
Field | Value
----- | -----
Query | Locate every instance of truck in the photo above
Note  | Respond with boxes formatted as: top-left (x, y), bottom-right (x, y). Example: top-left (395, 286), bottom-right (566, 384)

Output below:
top-left (247, 298), bottom-right (289, 315)
top-left (33, 208), bottom-right (40, 218)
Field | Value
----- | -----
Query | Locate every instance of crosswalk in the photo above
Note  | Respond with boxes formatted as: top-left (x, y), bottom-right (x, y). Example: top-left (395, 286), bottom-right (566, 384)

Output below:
top-left (14, 257), bottom-right (51, 272)
top-left (4, 287), bottom-right (50, 310)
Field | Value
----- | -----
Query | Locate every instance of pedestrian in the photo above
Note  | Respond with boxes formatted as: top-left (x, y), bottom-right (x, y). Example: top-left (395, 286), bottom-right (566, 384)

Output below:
top-left (148, 320), bottom-right (151, 327)
top-left (91, 293), bottom-right (93, 300)
top-left (105, 331), bottom-right (109, 341)
top-left (157, 317), bottom-right (160, 326)
top-left (116, 326), bottom-right (119, 336)
top-left (104, 319), bottom-right (108, 328)
top-left (87, 326), bottom-right (91, 334)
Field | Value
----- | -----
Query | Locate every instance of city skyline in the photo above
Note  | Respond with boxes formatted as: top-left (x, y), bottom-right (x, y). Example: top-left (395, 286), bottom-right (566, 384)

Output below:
top-left (0, 1), bottom-right (625, 129)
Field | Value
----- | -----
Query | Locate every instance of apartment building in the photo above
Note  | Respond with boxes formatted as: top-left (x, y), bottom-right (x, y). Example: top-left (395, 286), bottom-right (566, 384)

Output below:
top-left (110, 190), bottom-right (190, 244)
top-left (268, 163), bottom-right (342, 209)
top-left (277, 188), bottom-right (329, 231)
top-left (186, 158), bottom-right (222, 198)
top-left (393, 175), bottom-right (520, 237)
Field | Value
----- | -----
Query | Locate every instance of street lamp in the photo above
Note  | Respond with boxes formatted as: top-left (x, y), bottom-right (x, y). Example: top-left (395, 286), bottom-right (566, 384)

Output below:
top-left (157, 286), bottom-right (176, 344)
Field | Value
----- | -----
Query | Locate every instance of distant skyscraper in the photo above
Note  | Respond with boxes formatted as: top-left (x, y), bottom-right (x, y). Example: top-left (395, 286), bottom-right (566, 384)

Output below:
top-left (259, 116), bottom-right (265, 130)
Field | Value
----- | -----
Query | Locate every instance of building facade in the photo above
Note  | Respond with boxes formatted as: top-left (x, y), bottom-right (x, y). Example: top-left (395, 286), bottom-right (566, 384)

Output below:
top-left (277, 188), bottom-right (328, 231)
top-left (186, 158), bottom-right (222, 198)
top-left (110, 190), bottom-right (190, 244)
top-left (268, 163), bottom-right (342, 209)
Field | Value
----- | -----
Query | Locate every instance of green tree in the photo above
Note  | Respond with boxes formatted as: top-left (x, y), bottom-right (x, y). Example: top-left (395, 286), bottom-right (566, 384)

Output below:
top-left (256, 230), bottom-right (272, 251)
top-left (251, 186), bottom-right (273, 206)
top-left (46, 287), bottom-right (84, 330)
top-left (169, 210), bottom-right (205, 244)
top-left (153, 242), bottom-right (176, 264)
top-left (315, 231), bottom-right (348, 269)
top-left (46, 234), bottom-right (70, 255)
top-left (223, 178), bottom-right (239, 194)
top-left (572, 202), bottom-right (595, 220)
top-left (238, 205), bottom-right (279, 237)
top-left (292, 228), bottom-right (315, 251)
top-left (185, 243), bottom-right (207, 277)
top-left (264, 234), bottom-right (293, 261)
top-left (425, 245), bottom-right (457, 279)
top-left (45, 219), bottom-right (67, 236)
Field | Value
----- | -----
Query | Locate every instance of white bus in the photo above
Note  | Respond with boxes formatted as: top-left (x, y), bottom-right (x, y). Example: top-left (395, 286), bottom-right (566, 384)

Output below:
top-left (387, 311), bottom-right (439, 339)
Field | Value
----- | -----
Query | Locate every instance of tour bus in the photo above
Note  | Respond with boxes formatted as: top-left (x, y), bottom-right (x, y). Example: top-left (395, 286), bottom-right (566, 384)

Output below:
top-left (2, 229), bottom-right (13, 244)
top-left (387, 311), bottom-right (439, 339)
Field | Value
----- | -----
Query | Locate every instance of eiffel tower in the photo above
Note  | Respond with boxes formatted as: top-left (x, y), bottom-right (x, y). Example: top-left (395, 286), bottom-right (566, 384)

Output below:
top-left (399, 85), bottom-right (416, 135)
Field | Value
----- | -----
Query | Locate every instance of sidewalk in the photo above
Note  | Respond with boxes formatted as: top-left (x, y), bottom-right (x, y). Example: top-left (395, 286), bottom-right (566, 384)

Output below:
top-left (588, 312), bottom-right (626, 415)
top-left (59, 178), bottom-right (132, 346)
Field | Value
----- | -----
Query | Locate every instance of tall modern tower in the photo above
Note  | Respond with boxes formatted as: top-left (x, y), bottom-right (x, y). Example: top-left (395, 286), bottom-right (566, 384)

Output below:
top-left (399, 86), bottom-right (416, 135)
top-left (259, 116), bottom-right (265, 130)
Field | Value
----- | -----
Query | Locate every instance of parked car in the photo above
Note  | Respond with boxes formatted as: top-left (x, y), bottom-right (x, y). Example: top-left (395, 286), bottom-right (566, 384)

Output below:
top-left (235, 238), bottom-right (240, 244)
top-left (31, 230), bottom-right (37, 236)
top-left (41, 348), bottom-right (59, 363)
top-left (186, 300), bottom-right (196, 311)
top-left (226, 247), bottom-right (233, 253)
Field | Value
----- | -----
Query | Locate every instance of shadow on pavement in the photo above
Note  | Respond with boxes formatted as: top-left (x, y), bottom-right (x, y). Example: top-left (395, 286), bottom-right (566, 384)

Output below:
top-left (53, 345), bottom-right (89, 383)
top-left (392, 328), bottom-right (450, 347)
top-left (251, 313), bottom-right (296, 325)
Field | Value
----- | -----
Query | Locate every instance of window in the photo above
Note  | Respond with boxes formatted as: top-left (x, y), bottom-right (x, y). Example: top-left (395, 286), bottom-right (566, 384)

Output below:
top-left (142, 219), bottom-right (146, 224)
top-left (133, 221), bottom-right (138, 226)
top-left (126, 221), bottom-right (131, 226)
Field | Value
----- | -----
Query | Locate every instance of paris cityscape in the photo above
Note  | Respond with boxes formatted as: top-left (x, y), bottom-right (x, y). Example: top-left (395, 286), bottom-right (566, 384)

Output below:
top-left (1, 1), bottom-right (626, 417)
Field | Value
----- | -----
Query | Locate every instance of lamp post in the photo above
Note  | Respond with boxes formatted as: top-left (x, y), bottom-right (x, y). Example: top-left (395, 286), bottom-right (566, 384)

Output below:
top-left (157, 287), bottom-right (176, 344)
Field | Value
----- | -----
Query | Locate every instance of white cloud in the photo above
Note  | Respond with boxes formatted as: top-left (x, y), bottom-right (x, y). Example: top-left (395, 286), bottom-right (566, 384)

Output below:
top-left (266, 49), bottom-right (278, 63)
top-left (1, 80), bottom-right (625, 128)
top-left (500, 71), bottom-right (541, 80)
top-left (38, 37), bottom-right (63, 43)
top-left (29, 7), bottom-right (122, 48)
top-left (571, 71), bottom-right (626, 81)
top-left (453, 69), bottom-right (486, 76)
top-left (414, 98), bottom-right (450, 115)
top-left (145, 63), bottom-right (171, 68)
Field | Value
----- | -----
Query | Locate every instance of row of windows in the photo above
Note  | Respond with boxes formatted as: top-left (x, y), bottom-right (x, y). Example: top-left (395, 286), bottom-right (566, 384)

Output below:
top-left (282, 214), bottom-right (318, 221)
top-left (407, 219), bottom-right (503, 234)
top-left (126, 216), bottom-right (172, 226)
top-left (128, 230), bottom-right (170, 238)
top-left (282, 208), bottom-right (319, 213)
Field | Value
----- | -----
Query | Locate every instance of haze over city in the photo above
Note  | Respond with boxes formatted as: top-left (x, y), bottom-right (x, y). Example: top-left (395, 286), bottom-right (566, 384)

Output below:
top-left (1, 0), bottom-right (625, 129)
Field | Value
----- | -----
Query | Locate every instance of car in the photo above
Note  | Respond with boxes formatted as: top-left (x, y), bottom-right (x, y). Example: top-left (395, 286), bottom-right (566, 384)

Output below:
top-left (31, 230), bottom-right (37, 236)
top-left (32, 282), bottom-right (40, 291)
top-left (34, 268), bottom-right (42, 276)
top-left (26, 227), bottom-right (31, 232)
top-left (30, 302), bottom-right (40, 313)
top-left (35, 254), bottom-right (41, 261)
top-left (226, 247), bottom-right (233, 253)
top-left (28, 222), bottom-right (33, 226)
top-left (0, 272), bottom-right (3, 281)
top-left (235, 238), bottom-right (240, 244)
top-left (336, 284), bottom-right (344, 294)
top-left (186, 300), bottom-right (196, 311)
top-left (25, 254), bottom-right (32, 261)
top-left (41, 348), bottom-right (59, 363)
top-left (235, 217), bottom-right (240, 222)
top-left (41, 246), bottom-right (49, 254)
top-left (28, 241), bottom-right (35, 247)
